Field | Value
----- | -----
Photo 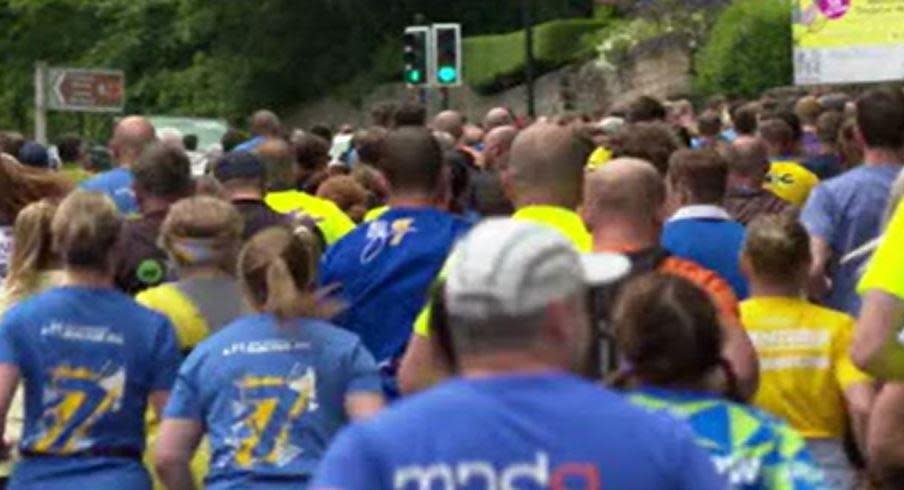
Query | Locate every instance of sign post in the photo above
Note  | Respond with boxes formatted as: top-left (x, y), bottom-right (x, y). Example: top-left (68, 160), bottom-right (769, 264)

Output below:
top-left (35, 66), bottom-right (125, 143)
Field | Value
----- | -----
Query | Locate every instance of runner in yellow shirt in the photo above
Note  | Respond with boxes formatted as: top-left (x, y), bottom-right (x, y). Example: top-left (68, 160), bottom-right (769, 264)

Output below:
top-left (740, 214), bottom-right (874, 488)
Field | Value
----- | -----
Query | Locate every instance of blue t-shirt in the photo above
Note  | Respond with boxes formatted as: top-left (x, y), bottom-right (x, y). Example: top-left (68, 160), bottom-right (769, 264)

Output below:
top-left (0, 286), bottom-right (181, 490)
top-left (802, 164), bottom-right (901, 315)
top-left (663, 217), bottom-right (749, 299)
top-left (311, 373), bottom-right (724, 490)
top-left (319, 208), bottom-right (471, 365)
top-left (234, 136), bottom-right (266, 153)
top-left (80, 167), bottom-right (138, 215)
top-left (164, 313), bottom-right (381, 490)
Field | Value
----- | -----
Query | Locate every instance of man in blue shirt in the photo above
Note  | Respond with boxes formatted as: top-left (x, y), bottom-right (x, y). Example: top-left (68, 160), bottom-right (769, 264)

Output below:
top-left (663, 149), bottom-right (749, 299)
top-left (319, 127), bottom-right (471, 390)
top-left (81, 116), bottom-right (157, 215)
top-left (803, 88), bottom-right (904, 316)
top-left (233, 109), bottom-right (282, 153)
top-left (312, 219), bottom-right (723, 490)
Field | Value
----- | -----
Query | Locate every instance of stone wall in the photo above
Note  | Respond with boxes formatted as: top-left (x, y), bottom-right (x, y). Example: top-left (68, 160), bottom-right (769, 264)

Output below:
top-left (285, 39), bottom-right (692, 128)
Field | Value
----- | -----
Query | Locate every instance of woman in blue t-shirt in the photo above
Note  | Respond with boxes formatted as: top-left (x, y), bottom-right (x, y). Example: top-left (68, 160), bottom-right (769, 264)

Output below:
top-left (0, 190), bottom-right (182, 490)
top-left (155, 227), bottom-right (384, 490)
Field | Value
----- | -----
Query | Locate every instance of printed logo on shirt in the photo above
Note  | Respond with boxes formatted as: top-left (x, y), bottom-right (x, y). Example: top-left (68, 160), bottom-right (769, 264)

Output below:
top-left (33, 362), bottom-right (126, 453)
top-left (227, 364), bottom-right (318, 468)
top-left (361, 218), bottom-right (418, 264)
top-left (393, 452), bottom-right (601, 490)
top-left (712, 453), bottom-right (762, 487)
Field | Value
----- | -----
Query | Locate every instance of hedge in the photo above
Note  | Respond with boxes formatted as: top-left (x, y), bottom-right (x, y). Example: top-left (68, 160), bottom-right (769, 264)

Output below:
top-left (694, 0), bottom-right (792, 97)
top-left (463, 18), bottom-right (610, 93)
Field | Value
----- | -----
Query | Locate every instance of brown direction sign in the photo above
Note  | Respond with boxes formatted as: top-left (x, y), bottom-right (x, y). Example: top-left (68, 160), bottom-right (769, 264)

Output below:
top-left (47, 68), bottom-right (125, 113)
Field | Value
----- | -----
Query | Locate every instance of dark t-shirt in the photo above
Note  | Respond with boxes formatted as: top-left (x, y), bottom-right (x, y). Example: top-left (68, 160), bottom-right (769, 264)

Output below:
top-left (724, 187), bottom-right (792, 226)
top-left (113, 210), bottom-right (170, 296)
top-left (805, 153), bottom-right (843, 180)
top-left (232, 199), bottom-right (289, 241)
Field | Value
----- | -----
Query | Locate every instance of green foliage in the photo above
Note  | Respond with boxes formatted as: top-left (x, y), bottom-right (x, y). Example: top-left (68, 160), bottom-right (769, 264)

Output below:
top-left (695, 0), bottom-right (792, 97)
top-left (463, 19), bottom-right (609, 93)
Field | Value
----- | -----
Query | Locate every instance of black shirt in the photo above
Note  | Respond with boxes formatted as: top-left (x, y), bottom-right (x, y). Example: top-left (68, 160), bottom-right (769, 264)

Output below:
top-left (113, 209), bottom-right (170, 295)
top-left (232, 199), bottom-right (290, 241)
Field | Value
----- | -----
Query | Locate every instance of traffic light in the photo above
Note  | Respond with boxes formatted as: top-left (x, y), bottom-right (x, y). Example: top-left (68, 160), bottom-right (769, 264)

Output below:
top-left (403, 26), bottom-right (430, 86)
top-left (433, 24), bottom-right (462, 86)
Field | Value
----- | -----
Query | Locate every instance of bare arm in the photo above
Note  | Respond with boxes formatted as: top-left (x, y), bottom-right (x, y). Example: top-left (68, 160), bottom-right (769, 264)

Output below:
top-left (720, 315), bottom-right (759, 401)
top-left (345, 393), bottom-right (384, 421)
top-left (808, 236), bottom-right (833, 300)
top-left (0, 364), bottom-right (19, 459)
top-left (397, 334), bottom-right (452, 396)
top-left (869, 384), bottom-right (904, 485)
top-left (853, 291), bottom-right (904, 378)
top-left (155, 419), bottom-right (203, 490)
top-left (844, 382), bottom-right (876, 456)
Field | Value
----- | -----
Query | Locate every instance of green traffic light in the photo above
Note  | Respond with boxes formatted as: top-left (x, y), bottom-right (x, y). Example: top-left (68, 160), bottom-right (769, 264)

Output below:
top-left (407, 70), bottom-right (422, 84)
top-left (437, 66), bottom-right (458, 84)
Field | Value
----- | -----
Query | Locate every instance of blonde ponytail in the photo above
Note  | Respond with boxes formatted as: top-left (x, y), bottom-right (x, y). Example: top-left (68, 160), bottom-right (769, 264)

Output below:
top-left (3, 200), bottom-right (57, 302)
top-left (239, 227), bottom-right (339, 321)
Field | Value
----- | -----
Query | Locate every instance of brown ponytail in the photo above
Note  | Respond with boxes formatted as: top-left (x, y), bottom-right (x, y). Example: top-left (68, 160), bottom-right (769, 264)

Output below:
top-left (238, 227), bottom-right (338, 320)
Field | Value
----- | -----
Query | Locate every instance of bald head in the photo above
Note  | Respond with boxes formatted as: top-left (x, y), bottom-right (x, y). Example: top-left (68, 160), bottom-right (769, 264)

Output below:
top-left (508, 123), bottom-right (591, 209)
top-left (256, 138), bottom-right (294, 191)
top-left (484, 125), bottom-right (519, 170)
top-left (250, 110), bottom-right (282, 138)
top-left (725, 136), bottom-right (769, 178)
top-left (432, 110), bottom-right (465, 141)
top-left (381, 127), bottom-right (443, 196)
top-left (484, 107), bottom-right (515, 131)
top-left (111, 116), bottom-right (156, 167)
top-left (583, 158), bottom-right (665, 230)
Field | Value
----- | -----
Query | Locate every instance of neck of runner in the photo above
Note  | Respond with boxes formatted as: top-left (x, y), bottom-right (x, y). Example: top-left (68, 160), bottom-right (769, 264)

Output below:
top-left (863, 148), bottom-right (903, 167)
top-left (458, 352), bottom-right (565, 379)
top-left (63, 268), bottom-right (113, 289)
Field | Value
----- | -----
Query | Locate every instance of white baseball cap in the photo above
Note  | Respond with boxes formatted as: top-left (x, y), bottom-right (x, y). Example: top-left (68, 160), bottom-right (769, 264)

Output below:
top-left (445, 218), bottom-right (630, 319)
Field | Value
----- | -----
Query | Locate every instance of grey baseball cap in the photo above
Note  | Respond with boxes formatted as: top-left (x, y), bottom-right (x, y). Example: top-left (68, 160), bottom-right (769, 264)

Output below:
top-left (445, 218), bottom-right (630, 319)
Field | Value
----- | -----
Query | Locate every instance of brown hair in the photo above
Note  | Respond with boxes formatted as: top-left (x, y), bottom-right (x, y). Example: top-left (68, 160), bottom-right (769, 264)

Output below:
top-left (794, 96), bottom-right (823, 125)
top-left (856, 88), bottom-right (904, 150)
top-left (238, 227), bottom-right (335, 320)
top-left (316, 176), bottom-right (369, 223)
top-left (612, 273), bottom-right (723, 386)
top-left (0, 154), bottom-right (72, 224)
top-left (610, 122), bottom-right (683, 175)
top-left (743, 213), bottom-right (811, 283)
top-left (51, 191), bottom-right (122, 270)
top-left (3, 200), bottom-right (58, 302)
top-left (667, 149), bottom-right (728, 204)
top-left (697, 110), bottom-right (723, 137)
top-left (161, 196), bottom-right (243, 272)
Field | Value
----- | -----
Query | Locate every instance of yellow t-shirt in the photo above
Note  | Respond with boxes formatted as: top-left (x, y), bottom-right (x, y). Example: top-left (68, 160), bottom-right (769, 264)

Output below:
top-left (264, 190), bottom-right (356, 245)
top-left (765, 161), bottom-right (820, 206)
top-left (134, 284), bottom-right (210, 489)
top-left (860, 201), bottom-right (904, 301)
top-left (741, 297), bottom-right (871, 439)
top-left (586, 147), bottom-right (612, 170)
top-left (364, 205), bottom-right (390, 223)
top-left (413, 205), bottom-right (591, 337)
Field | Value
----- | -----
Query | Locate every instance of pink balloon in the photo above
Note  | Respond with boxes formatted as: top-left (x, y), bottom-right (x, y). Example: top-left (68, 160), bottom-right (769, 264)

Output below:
top-left (816, 0), bottom-right (851, 19)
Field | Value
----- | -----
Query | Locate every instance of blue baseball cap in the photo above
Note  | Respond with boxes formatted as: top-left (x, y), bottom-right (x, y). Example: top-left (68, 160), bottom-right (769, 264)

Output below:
top-left (213, 151), bottom-right (266, 182)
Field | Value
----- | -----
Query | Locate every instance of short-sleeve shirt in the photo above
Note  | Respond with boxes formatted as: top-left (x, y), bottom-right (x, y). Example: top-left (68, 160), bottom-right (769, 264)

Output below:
top-left (766, 161), bottom-right (820, 207)
top-left (0, 226), bottom-right (12, 281)
top-left (629, 387), bottom-right (827, 490)
top-left (662, 206), bottom-right (749, 299)
top-left (163, 313), bottom-right (381, 489)
top-left (311, 373), bottom-right (724, 490)
top-left (80, 167), bottom-right (138, 216)
top-left (802, 164), bottom-right (901, 315)
top-left (320, 207), bottom-right (470, 364)
top-left (0, 286), bottom-right (180, 488)
top-left (860, 201), bottom-right (904, 300)
top-left (741, 297), bottom-right (871, 439)
top-left (724, 187), bottom-right (792, 226)
top-left (113, 211), bottom-right (170, 296)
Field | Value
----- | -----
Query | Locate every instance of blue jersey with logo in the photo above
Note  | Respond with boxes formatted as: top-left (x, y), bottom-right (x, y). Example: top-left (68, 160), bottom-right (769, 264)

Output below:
top-left (630, 388), bottom-right (828, 490)
top-left (163, 313), bottom-right (382, 490)
top-left (0, 286), bottom-right (181, 490)
top-left (81, 167), bottom-right (138, 215)
top-left (312, 373), bottom-right (724, 490)
top-left (319, 208), bottom-right (470, 364)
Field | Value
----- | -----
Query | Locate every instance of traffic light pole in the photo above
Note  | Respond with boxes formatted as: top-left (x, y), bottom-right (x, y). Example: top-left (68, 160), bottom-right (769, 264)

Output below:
top-left (522, 0), bottom-right (536, 118)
